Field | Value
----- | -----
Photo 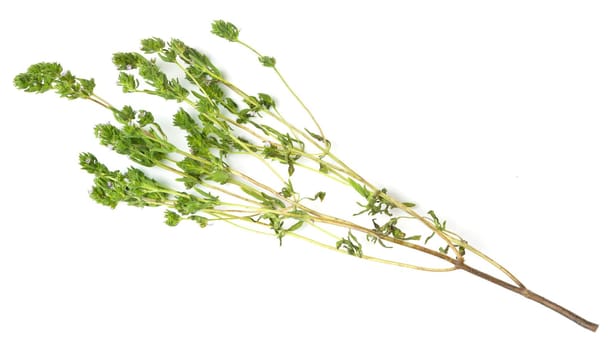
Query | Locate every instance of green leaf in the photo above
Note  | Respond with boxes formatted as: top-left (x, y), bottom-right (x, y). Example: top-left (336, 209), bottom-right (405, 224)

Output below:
top-left (424, 232), bottom-right (436, 244)
top-left (312, 191), bottom-right (326, 202)
top-left (113, 105), bottom-right (136, 124)
top-left (118, 72), bottom-right (139, 92)
top-left (319, 162), bottom-right (329, 174)
top-left (165, 210), bottom-right (182, 226)
top-left (367, 235), bottom-right (393, 249)
top-left (112, 52), bottom-right (144, 70)
top-left (259, 56), bottom-right (276, 67)
top-left (280, 182), bottom-right (295, 198)
top-left (177, 177), bottom-right (198, 189)
top-left (403, 235), bottom-right (422, 241)
top-left (45, 70), bottom-right (96, 99)
top-left (208, 169), bottom-right (230, 184)
top-left (94, 123), bottom-right (122, 148)
top-left (13, 62), bottom-right (63, 93)
top-left (189, 215), bottom-right (208, 228)
top-left (79, 152), bottom-right (108, 175)
top-left (258, 93), bottom-right (276, 109)
top-left (336, 231), bottom-right (363, 257)
top-left (211, 20), bottom-right (240, 42)
top-left (141, 37), bottom-right (165, 53)
top-left (175, 194), bottom-right (218, 215)
top-left (173, 108), bottom-right (198, 133)
top-left (402, 202), bottom-right (416, 208)
top-left (392, 228), bottom-right (405, 239)
top-left (177, 157), bottom-right (206, 177)
top-left (137, 110), bottom-right (154, 126)
top-left (348, 178), bottom-right (370, 198)
top-left (260, 192), bottom-right (285, 210)
top-left (240, 184), bottom-right (265, 201)
top-left (185, 48), bottom-right (222, 77)
top-left (287, 220), bottom-right (304, 231)
top-left (158, 49), bottom-right (177, 63)
top-left (168, 39), bottom-right (187, 56)
top-left (193, 187), bottom-right (220, 203)
top-left (427, 210), bottom-right (446, 231)
top-left (304, 128), bottom-right (331, 148)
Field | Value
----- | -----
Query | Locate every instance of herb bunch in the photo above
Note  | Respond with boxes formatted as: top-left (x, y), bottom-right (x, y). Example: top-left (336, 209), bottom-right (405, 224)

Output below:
top-left (14, 20), bottom-right (598, 331)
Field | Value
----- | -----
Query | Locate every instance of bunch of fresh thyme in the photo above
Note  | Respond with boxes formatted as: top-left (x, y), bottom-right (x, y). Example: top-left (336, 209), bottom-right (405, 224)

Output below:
top-left (14, 20), bottom-right (598, 331)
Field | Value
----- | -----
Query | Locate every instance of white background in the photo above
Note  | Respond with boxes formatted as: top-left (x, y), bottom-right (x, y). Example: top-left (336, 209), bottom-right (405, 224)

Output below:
top-left (1, 1), bottom-right (615, 349)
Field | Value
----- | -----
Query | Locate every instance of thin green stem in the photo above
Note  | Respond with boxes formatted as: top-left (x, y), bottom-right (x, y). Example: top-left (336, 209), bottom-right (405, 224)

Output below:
top-left (292, 161), bottom-right (347, 185)
top-left (237, 40), bottom-right (325, 140)
top-left (88, 96), bottom-right (111, 109)
top-left (209, 212), bottom-right (274, 236)
top-left (287, 232), bottom-right (455, 272)
top-left (303, 221), bottom-right (342, 241)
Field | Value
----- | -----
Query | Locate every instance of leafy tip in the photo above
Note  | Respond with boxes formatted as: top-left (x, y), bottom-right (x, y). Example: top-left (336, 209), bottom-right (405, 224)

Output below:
top-left (211, 20), bottom-right (239, 42)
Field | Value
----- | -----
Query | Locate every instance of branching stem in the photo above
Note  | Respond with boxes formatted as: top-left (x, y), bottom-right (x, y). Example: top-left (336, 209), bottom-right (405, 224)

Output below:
top-left (14, 29), bottom-right (597, 332)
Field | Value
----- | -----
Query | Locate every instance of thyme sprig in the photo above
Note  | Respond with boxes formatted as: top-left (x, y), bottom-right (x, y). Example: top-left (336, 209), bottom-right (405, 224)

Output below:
top-left (14, 20), bottom-right (597, 332)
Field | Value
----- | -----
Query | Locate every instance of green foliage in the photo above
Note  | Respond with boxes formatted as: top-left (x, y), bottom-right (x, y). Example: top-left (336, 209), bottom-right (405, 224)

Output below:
top-left (280, 183), bottom-right (293, 198)
top-left (336, 232), bottom-right (363, 257)
top-left (425, 210), bottom-right (465, 256)
top-left (113, 105), bottom-right (136, 124)
top-left (372, 218), bottom-right (421, 241)
top-left (189, 215), bottom-right (209, 228)
top-left (305, 128), bottom-right (331, 149)
top-left (348, 178), bottom-right (370, 198)
top-left (173, 108), bottom-right (199, 133)
top-left (177, 157), bottom-right (207, 177)
top-left (208, 169), bottom-right (231, 184)
top-left (259, 56), bottom-right (276, 67)
top-left (14, 62), bottom-right (95, 99)
top-left (137, 110), bottom-right (155, 127)
top-left (164, 210), bottom-right (182, 226)
top-left (257, 93), bottom-right (276, 109)
top-left (113, 51), bottom-right (189, 102)
top-left (79, 152), bottom-right (108, 174)
top-left (176, 193), bottom-right (218, 215)
top-left (424, 232), bottom-right (436, 244)
top-left (307, 191), bottom-right (326, 202)
top-left (118, 72), bottom-right (139, 92)
top-left (427, 210), bottom-right (446, 231)
top-left (85, 160), bottom-right (170, 209)
top-left (94, 123), bottom-right (173, 167)
top-left (424, 210), bottom-right (445, 245)
top-left (141, 37), bottom-right (165, 53)
top-left (165, 210), bottom-right (209, 228)
top-left (112, 52), bottom-right (144, 70)
top-left (172, 40), bottom-right (223, 78)
top-left (14, 62), bottom-right (63, 93)
top-left (211, 20), bottom-right (240, 42)
top-left (287, 220), bottom-right (304, 232)
top-left (53, 71), bottom-right (95, 99)
top-left (348, 180), bottom-right (394, 216)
